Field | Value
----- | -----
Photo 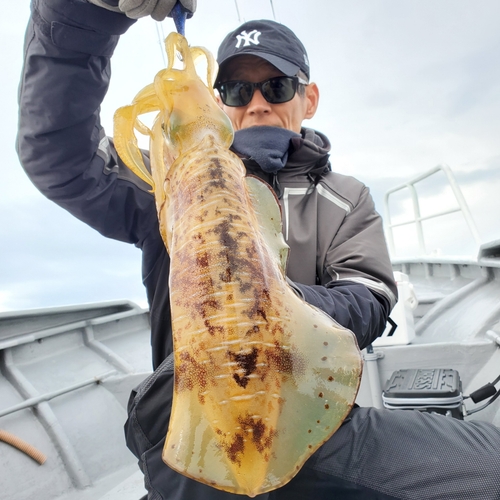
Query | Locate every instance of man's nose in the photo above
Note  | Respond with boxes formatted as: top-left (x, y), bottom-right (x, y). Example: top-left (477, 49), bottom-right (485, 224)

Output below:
top-left (247, 88), bottom-right (272, 111)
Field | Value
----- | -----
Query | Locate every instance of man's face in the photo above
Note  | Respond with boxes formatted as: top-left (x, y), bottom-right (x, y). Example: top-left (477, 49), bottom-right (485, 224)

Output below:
top-left (217, 55), bottom-right (318, 134)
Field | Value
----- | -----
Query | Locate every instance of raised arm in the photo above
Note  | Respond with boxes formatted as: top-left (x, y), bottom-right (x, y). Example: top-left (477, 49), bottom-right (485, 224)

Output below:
top-left (17, 0), bottom-right (157, 245)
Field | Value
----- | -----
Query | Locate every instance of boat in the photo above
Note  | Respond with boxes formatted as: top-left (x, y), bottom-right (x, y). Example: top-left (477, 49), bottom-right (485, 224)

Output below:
top-left (1, 165), bottom-right (499, 499)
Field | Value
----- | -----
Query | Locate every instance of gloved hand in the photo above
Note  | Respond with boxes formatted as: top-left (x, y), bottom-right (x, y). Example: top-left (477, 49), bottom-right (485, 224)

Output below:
top-left (88, 0), bottom-right (196, 22)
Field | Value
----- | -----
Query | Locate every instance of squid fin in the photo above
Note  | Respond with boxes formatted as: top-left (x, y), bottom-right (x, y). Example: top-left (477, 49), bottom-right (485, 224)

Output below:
top-left (245, 175), bottom-right (289, 274)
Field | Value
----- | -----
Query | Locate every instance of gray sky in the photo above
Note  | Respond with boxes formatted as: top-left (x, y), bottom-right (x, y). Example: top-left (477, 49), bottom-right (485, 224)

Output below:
top-left (1, 0), bottom-right (500, 312)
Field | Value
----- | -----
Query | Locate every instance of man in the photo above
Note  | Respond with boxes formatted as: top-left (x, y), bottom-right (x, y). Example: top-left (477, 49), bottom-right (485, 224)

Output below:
top-left (17, 1), bottom-right (500, 499)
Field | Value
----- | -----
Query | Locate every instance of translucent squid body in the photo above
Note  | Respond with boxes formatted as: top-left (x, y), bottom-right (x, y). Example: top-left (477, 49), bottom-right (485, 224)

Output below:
top-left (114, 32), bottom-right (362, 497)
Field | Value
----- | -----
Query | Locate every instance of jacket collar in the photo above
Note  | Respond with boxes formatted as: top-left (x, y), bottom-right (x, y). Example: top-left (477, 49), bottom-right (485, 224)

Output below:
top-left (287, 127), bottom-right (331, 174)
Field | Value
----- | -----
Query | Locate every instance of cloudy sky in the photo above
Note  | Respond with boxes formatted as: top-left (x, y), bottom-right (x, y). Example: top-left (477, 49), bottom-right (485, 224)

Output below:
top-left (1, 0), bottom-right (499, 312)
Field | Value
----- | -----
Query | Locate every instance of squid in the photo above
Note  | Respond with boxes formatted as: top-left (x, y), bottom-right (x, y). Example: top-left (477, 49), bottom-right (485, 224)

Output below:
top-left (114, 32), bottom-right (362, 497)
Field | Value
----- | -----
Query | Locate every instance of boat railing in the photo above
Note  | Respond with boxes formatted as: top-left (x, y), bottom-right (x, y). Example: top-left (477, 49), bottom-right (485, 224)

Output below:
top-left (384, 164), bottom-right (481, 257)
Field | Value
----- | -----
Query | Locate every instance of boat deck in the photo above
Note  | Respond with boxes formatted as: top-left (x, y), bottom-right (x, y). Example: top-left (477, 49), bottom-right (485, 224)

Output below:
top-left (2, 244), bottom-right (500, 499)
top-left (0, 301), bottom-right (152, 500)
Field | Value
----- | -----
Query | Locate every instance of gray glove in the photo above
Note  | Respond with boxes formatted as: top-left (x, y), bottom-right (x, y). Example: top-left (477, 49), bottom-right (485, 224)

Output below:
top-left (88, 0), bottom-right (196, 22)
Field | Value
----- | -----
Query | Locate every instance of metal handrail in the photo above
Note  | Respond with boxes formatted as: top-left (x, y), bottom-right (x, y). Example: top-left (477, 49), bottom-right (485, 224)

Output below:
top-left (0, 371), bottom-right (116, 418)
top-left (0, 308), bottom-right (143, 351)
top-left (384, 164), bottom-right (481, 256)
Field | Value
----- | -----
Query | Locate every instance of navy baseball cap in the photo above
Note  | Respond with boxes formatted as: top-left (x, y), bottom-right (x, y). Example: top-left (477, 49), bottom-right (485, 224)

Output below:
top-left (215, 20), bottom-right (310, 84)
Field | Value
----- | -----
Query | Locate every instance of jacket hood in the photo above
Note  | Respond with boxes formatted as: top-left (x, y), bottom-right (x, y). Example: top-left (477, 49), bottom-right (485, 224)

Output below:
top-left (287, 127), bottom-right (331, 175)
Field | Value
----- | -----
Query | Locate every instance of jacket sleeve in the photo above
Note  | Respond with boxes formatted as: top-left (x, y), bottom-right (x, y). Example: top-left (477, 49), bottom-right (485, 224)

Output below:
top-left (17, 0), bottom-right (157, 245)
top-left (294, 185), bottom-right (397, 350)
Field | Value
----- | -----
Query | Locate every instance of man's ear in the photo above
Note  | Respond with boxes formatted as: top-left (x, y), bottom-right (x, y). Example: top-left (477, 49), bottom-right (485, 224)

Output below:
top-left (304, 83), bottom-right (319, 119)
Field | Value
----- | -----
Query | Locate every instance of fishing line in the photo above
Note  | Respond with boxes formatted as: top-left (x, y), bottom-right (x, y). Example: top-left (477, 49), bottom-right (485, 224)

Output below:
top-left (159, 21), bottom-right (167, 45)
top-left (269, 0), bottom-right (278, 21)
top-left (155, 21), bottom-right (168, 67)
top-left (159, 20), bottom-right (183, 64)
top-left (234, 0), bottom-right (242, 23)
top-left (234, 0), bottom-right (279, 23)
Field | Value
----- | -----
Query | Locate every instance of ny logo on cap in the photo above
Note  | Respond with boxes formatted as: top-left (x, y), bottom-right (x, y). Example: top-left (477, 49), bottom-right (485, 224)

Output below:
top-left (235, 30), bottom-right (261, 48)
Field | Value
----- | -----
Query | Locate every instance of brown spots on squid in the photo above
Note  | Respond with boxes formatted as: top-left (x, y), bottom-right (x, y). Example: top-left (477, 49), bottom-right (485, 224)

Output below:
top-left (244, 287), bottom-right (270, 322)
top-left (238, 415), bottom-right (276, 455)
top-left (205, 320), bottom-right (225, 337)
top-left (246, 324), bottom-right (260, 336)
top-left (251, 307), bottom-right (267, 322)
top-left (196, 251), bottom-right (209, 268)
top-left (271, 323), bottom-right (285, 337)
top-left (214, 220), bottom-right (238, 252)
top-left (220, 266), bottom-right (232, 283)
top-left (212, 219), bottom-right (254, 287)
top-left (207, 158), bottom-right (227, 190)
top-left (196, 297), bottom-right (222, 319)
top-left (226, 434), bottom-right (245, 465)
top-left (245, 240), bottom-right (258, 259)
top-left (193, 232), bottom-right (205, 243)
top-left (219, 413), bottom-right (275, 466)
top-left (240, 282), bottom-right (252, 293)
top-left (175, 350), bottom-right (208, 396)
top-left (229, 347), bottom-right (259, 388)
top-left (194, 212), bottom-right (207, 224)
top-left (265, 342), bottom-right (295, 375)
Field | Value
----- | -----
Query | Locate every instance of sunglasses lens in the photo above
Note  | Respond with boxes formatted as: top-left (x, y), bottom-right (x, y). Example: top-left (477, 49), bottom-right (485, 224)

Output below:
top-left (262, 77), bottom-right (297, 104)
top-left (218, 77), bottom-right (299, 107)
top-left (219, 81), bottom-right (254, 107)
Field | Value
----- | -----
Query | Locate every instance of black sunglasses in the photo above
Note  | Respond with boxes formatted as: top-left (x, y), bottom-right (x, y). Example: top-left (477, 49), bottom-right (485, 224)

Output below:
top-left (215, 75), bottom-right (308, 107)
